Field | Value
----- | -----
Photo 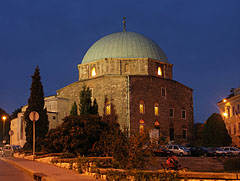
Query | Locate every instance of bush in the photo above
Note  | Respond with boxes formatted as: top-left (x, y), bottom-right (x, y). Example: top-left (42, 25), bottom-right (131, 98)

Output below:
top-left (223, 158), bottom-right (240, 171)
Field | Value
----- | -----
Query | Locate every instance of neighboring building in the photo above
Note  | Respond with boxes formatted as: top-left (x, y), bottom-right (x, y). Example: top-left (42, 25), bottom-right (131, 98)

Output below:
top-left (217, 88), bottom-right (240, 147)
top-left (57, 30), bottom-right (194, 145)
top-left (10, 95), bottom-right (69, 147)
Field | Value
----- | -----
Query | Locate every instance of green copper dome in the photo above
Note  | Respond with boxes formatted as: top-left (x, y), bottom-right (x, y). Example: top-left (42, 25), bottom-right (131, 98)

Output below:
top-left (81, 32), bottom-right (168, 64)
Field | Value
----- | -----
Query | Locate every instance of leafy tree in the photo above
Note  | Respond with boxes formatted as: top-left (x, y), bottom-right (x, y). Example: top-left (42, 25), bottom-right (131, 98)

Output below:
top-left (70, 102), bottom-right (78, 116)
top-left (42, 115), bottom-right (105, 155)
top-left (203, 113), bottom-right (232, 147)
top-left (23, 66), bottom-right (49, 150)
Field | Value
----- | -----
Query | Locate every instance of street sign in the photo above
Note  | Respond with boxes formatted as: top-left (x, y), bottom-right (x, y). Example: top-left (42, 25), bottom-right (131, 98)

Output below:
top-left (9, 130), bottom-right (14, 136)
top-left (29, 111), bottom-right (39, 122)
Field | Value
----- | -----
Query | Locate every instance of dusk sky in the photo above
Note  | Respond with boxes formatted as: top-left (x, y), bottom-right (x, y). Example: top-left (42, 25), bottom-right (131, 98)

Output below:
top-left (0, 0), bottom-right (239, 123)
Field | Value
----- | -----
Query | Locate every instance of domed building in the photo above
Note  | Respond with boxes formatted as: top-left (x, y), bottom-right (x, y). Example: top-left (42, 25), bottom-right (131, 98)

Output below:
top-left (57, 29), bottom-right (194, 144)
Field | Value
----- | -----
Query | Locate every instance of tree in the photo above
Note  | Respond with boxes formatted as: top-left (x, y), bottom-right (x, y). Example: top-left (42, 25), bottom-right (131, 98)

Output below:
top-left (70, 102), bottom-right (78, 116)
top-left (202, 113), bottom-right (232, 147)
top-left (91, 98), bottom-right (99, 115)
top-left (43, 115), bottom-right (104, 155)
top-left (10, 107), bottom-right (22, 120)
top-left (79, 85), bottom-right (92, 115)
top-left (23, 66), bottom-right (49, 150)
top-left (79, 85), bottom-right (99, 116)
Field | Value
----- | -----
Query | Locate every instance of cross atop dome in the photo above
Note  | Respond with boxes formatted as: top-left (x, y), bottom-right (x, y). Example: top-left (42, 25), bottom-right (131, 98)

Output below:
top-left (123, 17), bottom-right (126, 32)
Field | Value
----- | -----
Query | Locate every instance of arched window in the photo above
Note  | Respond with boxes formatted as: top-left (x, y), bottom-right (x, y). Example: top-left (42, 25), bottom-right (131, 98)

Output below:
top-left (154, 103), bottom-right (159, 116)
top-left (91, 67), bottom-right (96, 77)
top-left (105, 102), bottom-right (111, 115)
top-left (154, 120), bottom-right (160, 126)
top-left (139, 120), bottom-right (145, 135)
top-left (139, 101), bottom-right (145, 114)
top-left (157, 67), bottom-right (162, 76)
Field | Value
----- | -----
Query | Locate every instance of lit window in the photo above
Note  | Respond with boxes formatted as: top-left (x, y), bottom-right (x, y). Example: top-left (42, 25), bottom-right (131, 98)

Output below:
top-left (161, 87), bottom-right (166, 97)
top-left (182, 129), bottom-right (187, 139)
top-left (154, 103), bottom-right (159, 116)
top-left (106, 103), bottom-right (111, 115)
top-left (139, 101), bottom-right (145, 114)
top-left (157, 67), bottom-right (162, 76)
top-left (181, 110), bottom-right (186, 119)
top-left (91, 67), bottom-right (96, 77)
top-left (169, 108), bottom-right (174, 118)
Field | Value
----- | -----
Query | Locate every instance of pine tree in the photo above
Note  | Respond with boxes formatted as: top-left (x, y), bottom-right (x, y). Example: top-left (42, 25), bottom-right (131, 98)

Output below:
top-left (79, 85), bottom-right (92, 115)
top-left (24, 66), bottom-right (49, 150)
top-left (91, 98), bottom-right (99, 115)
top-left (79, 85), bottom-right (99, 116)
top-left (70, 102), bottom-right (78, 116)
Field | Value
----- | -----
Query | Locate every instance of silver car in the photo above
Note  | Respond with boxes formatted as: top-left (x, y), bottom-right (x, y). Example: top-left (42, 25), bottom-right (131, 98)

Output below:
top-left (166, 145), bottom-right (191, 156)
top-left (2, 144), bottom-right (13, 157)
top-left (222, 147), bottom-right (240, 156)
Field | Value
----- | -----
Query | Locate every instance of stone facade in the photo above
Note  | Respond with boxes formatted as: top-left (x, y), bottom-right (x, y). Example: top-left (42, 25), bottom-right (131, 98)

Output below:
top-left (217, 88), bottom-right (240, 147)
top-left (57, 57), bottom-right (193, 144)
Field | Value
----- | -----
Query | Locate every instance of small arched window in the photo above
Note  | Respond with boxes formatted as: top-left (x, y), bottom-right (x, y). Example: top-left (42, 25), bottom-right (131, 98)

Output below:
top-left (154, 103), bottom-right (159, 116)
top-left (139, 120), bottom-right (145, 135)
top-left (91, 67), bottom-right (96, 77)
top-left (105, 102), bottom-right (111, 115)
top-left (139, 101), bottom-right (145, 114)
top-left (157, 67), bottom-right (162, 76)
top-left (154, 120), bottom-right (160, 126)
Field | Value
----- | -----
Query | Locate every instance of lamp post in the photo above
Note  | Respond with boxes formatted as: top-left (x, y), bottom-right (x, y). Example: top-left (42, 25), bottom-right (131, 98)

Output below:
top-left (2, 116), bottom-right (6, 143)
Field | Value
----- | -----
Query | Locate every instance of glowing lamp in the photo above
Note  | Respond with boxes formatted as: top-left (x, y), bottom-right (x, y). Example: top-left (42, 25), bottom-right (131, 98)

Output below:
top-left (2, 116), bottom-right (6, 121)
top-left (223, 99), bottom-right (227, 103)
top-left (223, 112), bottom-right (227, 117)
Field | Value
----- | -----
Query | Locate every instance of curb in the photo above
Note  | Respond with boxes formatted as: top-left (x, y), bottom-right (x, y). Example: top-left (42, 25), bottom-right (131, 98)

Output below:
top-left (1, 158), bottom-right (52, 181)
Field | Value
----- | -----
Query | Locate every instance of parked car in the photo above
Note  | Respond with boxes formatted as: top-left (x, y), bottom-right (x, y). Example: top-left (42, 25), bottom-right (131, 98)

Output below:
top-left (153, 146), bottom-right (173, 157)
top-left (221, 147), bottom-right (240, 156)
top-left (190, 146), bottom-right (214, 157)
top-left (2, 144), bottom-right (13, 157)
top-left (166, 145), bottom-right (191, 156)
top-left (208, 147), bottom-right (232, 157)
top-left (11, 145), bottom-right (22, 151)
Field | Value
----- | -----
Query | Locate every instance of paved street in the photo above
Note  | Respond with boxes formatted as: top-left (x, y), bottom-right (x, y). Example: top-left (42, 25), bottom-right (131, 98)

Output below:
top-left (0, 158), bottom-right (34, 181)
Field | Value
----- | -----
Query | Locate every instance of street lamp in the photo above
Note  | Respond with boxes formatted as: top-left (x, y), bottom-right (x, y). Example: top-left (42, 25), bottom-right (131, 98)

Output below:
top-left (2, 116), bottom-right (6, 143)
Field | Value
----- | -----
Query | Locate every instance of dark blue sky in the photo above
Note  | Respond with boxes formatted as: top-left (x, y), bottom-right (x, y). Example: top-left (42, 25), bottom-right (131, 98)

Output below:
top-left (0, 0), bottom-right (240, 123)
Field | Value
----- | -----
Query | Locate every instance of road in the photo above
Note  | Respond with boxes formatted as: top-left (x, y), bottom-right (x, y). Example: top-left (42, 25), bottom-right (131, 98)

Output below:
top-left (0, 158), bottom-right (34, 181)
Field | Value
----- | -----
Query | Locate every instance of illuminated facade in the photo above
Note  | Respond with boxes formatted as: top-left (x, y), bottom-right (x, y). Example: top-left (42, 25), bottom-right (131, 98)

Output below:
top-left (217, 88), bottom-right (240, 147)
top-left (57, 31), bottom-right (194, 145)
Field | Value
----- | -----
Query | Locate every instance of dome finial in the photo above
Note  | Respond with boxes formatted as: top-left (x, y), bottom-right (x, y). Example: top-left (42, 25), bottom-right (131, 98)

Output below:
top-left (123, 17), bottom-right (126, 32)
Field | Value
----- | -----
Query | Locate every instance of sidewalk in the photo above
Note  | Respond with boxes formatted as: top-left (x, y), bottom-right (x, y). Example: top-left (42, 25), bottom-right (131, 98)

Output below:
top-left (1, 157), bottom-right (97, 181)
